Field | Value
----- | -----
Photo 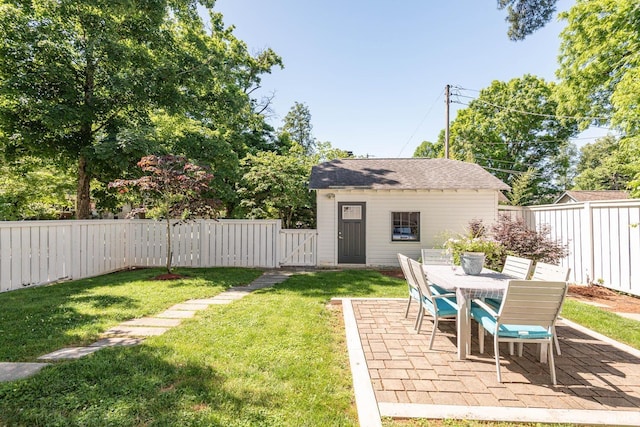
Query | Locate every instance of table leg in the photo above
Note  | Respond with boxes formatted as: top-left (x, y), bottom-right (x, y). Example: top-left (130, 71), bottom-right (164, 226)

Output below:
top-left (457, 291), bottom-right (470, 360)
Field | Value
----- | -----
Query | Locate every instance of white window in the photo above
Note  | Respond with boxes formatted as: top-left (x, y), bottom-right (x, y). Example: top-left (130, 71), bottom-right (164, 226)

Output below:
top-left (392, 212), bottom-right (420, 242)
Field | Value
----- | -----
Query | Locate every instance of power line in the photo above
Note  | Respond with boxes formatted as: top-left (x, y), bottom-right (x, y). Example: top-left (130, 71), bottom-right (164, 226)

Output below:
top-left (397, 89), bottom-right (445, 157)
top-left (451, 87), bottom-right (613, 123)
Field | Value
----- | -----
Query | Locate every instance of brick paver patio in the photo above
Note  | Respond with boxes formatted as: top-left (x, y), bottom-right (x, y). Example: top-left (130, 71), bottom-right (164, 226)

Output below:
top-left (344, 298), bottom-right (640, 425)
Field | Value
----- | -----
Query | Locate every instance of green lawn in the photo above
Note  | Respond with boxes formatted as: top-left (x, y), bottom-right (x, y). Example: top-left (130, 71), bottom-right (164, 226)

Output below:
top-left (0, 268), bottom-right (637, 426)
top-left (0, 269), bottom-right (405, 426)
top-left (0, 267), bottom-right (263, 361)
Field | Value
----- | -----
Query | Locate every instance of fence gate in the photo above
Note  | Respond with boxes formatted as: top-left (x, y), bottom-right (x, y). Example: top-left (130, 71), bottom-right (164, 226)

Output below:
top-left (279, 230), bottom-right (317, 266)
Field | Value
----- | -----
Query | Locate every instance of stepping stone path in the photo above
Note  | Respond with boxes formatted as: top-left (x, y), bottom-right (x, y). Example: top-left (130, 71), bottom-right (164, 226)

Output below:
top-left (0, 270), bottom-right (294, 382)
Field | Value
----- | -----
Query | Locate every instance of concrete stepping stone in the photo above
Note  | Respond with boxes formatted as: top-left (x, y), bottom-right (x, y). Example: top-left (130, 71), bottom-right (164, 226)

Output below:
top-left (0, 362), bottom-right (50, 382)
top-left (102, 326), bottom-right (168, 337)
top-left (156, 310), bottom-right (196, 318)
top-left (185, 298), bottom-right (216, 305)
top-left (214, 292), bottom-right (249, 300)
top-left (169, 303), bottom-right (210, 311)
top-left (39, 347), bottom-right (101, 360)
top-left (90, 337), bottom-right (145, 347)
top-left (120, 317), bottom-right (182, 327)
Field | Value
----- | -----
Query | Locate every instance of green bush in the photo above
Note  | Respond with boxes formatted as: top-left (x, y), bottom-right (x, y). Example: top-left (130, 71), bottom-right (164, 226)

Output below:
top-left (443, 219), bottom-right (505, 270)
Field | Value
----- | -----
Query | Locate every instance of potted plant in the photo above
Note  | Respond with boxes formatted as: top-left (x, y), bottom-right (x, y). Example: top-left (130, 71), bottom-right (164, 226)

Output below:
top-left (443, 220), bottom-right (503, 275)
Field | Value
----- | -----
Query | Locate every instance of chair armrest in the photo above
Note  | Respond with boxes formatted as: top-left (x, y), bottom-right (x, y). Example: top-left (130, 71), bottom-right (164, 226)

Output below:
top-left (432, 293), bottom-right (456, 299)
top-left (472, 298), bottom-right (498, 317)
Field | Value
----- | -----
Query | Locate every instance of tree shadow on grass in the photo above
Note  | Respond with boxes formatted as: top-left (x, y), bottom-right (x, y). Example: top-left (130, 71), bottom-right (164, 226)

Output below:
top-left (0, 267), bottom-right (262, 361)
top-left (0, 345), bottom-right (280, 427)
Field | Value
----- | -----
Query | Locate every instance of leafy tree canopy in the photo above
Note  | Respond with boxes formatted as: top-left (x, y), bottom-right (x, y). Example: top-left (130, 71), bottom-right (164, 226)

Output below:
top-left (573, 135), bottom-right (640, 192)
top-left (413, 138), bottom-right (444, 158)
top-left (556, 0), bottom-right (640, 134)
top-left (280, 102), bottom-right (315, 155)
top-left (0, 1), bottom-right (281, 218)
top-left (449, 74), bottom-right (578, 205)
top-left (0, 157), bottom-right (74, 220)
top-left (498, 0), bottom-right (558, 41)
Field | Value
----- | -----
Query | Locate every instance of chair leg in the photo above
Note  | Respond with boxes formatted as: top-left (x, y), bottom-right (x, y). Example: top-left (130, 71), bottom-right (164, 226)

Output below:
top-left (478, 323), bottom-right (485, 354)
top-left (414, 305), bottom-right (423, 330)
top-left (517, 342), bottom-right (523, 357)
top-left (548, 341), bottom-right (557, 386)
top-left (494, 336), bottom-right (502, 383)
top-left (553, 325), bottom-right (561, 355)
top-left (508, 342), bottom-right (515, 355)
top-left (428, 316), bottom-right (438, 350)
top-left (404, 297), bottom-right (412, 318)
top-left (416, 307), bottom-right (424, 333)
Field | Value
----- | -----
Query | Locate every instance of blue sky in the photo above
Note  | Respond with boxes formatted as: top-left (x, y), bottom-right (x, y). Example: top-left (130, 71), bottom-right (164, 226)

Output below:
top-left (213, 0), bottom-right (609, 158)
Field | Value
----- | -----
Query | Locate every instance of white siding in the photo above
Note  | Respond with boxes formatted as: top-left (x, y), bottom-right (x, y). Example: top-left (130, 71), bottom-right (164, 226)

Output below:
top-left (316, 189), bottom-right (501, 267)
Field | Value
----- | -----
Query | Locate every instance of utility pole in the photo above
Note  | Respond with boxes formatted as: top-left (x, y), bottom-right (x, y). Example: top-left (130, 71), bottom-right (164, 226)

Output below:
top-left (445, 84), bottom-right (450, 159)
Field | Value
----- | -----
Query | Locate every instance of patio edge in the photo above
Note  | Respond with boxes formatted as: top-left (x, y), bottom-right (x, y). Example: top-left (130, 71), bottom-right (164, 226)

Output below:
top-left (342, 298), bottom-right (382, 427)
top-left (378, 402), bottom-right (640, 426)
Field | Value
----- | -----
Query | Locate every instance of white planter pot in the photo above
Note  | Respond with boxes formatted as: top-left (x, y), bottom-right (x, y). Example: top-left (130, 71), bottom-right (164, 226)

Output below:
top-left (460, 252), bottom-right (485, 275)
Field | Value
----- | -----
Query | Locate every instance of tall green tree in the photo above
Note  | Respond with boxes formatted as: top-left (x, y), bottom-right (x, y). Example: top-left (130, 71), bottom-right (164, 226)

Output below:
top-left (238, 144), bottom-right (315, 228)
top-left (556, 0), bottom-right (640, 134)
top-left (573, 135), bottom-right (640, 191)
top-left (0, 157), bottom-right (74, 220)
top-left (0, 1), bottom-right (281, 218)
top-left (238, 141), bottom-right (350, 228)
top-left (449, 75), bottom-right (578, 204)
top-left (280, 102), bottom-right (316, 155)
top-left (555, 0), bottom-right (640, 197)
top-left (413, 139), bottom-right (444, 158)
top-left (498, 0), bottom-right (558, 41)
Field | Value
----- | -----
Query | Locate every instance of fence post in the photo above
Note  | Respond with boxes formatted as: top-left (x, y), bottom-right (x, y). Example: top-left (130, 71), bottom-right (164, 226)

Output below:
top-left (275, 220), bottom-right (282, 269)
top-left (582, 202), bottom-right (594, 284)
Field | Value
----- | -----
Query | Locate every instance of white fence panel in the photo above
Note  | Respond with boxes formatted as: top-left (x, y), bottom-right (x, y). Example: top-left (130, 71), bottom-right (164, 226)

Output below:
top-left (0, 220), bottom-right (129, 291)
top-left (280, 230), bottom-right (317, 266)
top-left (0, 219), bottom-right (316, 293)
top-left (502, 200), bottom-right (640, 296)
top-left (199, 220), bottom-right (279, 268)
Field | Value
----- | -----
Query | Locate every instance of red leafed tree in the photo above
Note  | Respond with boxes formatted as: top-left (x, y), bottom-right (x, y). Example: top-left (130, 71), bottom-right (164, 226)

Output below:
top-left (109, 155), bottom-right (219, 273)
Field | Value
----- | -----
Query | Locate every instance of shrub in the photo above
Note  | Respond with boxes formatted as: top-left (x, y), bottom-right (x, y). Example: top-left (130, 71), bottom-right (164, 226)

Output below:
top-left (491, 214), bottom-right (568, 264)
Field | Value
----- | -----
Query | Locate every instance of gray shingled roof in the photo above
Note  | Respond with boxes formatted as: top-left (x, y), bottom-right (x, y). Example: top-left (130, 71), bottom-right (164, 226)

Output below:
top-left (309, 158), bottom-right (510, 190)
top-left (555, 190), bottom-right (630, 203)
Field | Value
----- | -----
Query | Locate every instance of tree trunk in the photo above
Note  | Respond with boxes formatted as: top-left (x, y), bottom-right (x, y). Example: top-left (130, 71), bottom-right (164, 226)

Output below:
top-left (76, 155), bottom-right (91, 219)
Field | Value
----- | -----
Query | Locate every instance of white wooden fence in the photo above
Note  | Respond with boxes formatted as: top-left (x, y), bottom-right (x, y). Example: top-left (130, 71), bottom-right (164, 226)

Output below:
top-left (0, 219), bottom-right (317, 293)
top-left (499, 200), bottom-right (640, 296)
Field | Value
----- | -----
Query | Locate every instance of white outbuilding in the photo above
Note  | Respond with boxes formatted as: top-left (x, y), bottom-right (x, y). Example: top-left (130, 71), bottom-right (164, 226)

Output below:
top-left (308, 158), bottom-right (510, 267)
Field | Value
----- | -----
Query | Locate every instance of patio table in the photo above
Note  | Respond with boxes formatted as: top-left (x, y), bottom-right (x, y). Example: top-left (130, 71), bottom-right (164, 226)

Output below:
top-left (422, 264), bottom-right (511, 360)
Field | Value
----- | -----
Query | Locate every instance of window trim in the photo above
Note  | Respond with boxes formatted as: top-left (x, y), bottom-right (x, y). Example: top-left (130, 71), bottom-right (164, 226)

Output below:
top-left (391, 211), bottom-right (420, 242)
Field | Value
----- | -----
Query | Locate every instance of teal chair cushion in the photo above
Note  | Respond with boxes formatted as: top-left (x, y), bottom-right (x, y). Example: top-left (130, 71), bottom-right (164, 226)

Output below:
top-left (429, 284), bottom-right (449, 296)
top-left (422, 295), bottom-right (458, 317)
top-left (409, 286), bottom-right (420, 300)
top-left (485, 297), bottom-right (502, 309)
top-left (471, 305), bottom-right (552, 339)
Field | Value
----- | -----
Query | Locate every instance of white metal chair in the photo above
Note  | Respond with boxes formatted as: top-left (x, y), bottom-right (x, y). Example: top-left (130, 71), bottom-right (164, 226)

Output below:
top-left (532, 262), bottom-right (571, 282)
top-left (531, 261), bottom-right (571, 355)
top-left (501, 255), bottom-right (534, 279)
top-left (409, 258), bottom-right (458, 349)
top-left (421, 248), bottom-right (451, 265)
top-left (485, 255), bottom-right (534, 311)
top-left (471, 280), bottom-right (568, 385)
top-left (398, 253), bottom-right (423, 329)
top-left (421, 248), bottom-right (452, 295)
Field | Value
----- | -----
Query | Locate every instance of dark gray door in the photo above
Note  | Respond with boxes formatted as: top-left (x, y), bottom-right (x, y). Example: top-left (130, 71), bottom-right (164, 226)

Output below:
top-left (338, 202), bottom-right (366, 264)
